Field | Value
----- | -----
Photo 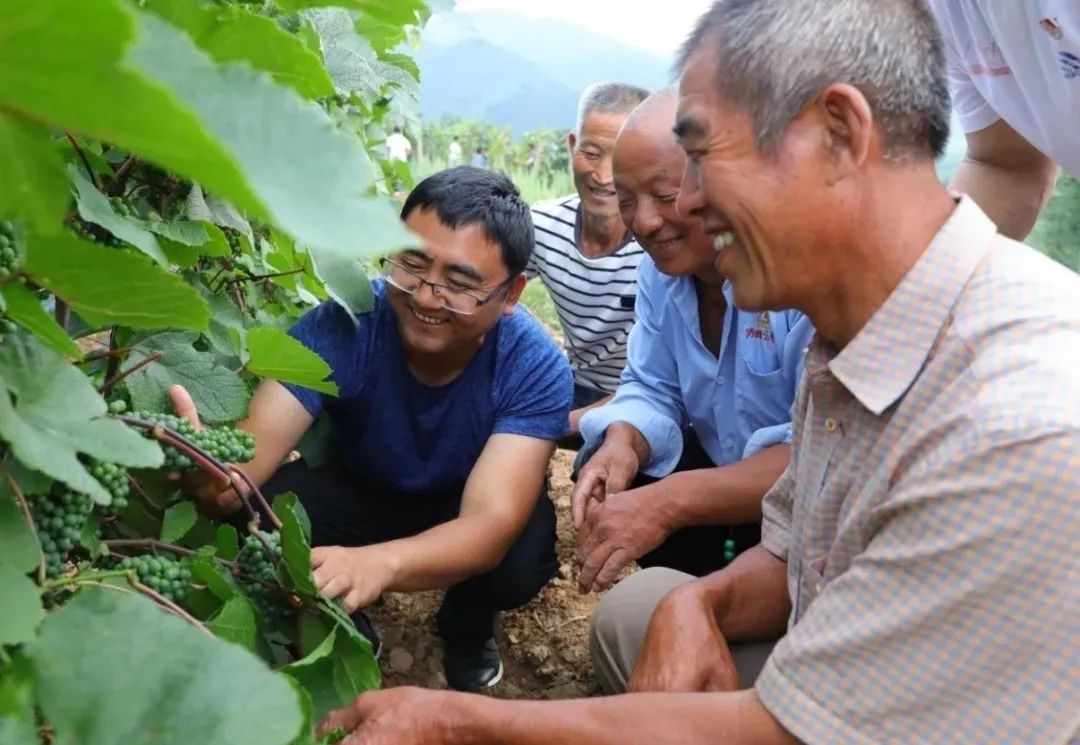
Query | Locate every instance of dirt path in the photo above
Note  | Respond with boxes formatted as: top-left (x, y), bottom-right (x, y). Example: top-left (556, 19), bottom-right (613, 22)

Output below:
top-left (369, 449), bottom-right (605, 699)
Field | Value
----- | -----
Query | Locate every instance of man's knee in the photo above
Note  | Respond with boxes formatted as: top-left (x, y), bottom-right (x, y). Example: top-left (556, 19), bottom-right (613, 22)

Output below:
top-left (589, 567), bottom-right (696, 694)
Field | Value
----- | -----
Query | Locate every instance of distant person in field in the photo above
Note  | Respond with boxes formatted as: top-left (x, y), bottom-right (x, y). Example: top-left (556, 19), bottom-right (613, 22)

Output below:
top-left (471, 147), bottom-right (487, 168)
top-left (448, 135), bottom-right (463, 166)
top-left (928, 2), bottom-right (1079, 239)
top-left (573, 89), bottom-right (813, 616)
top-left (528, 82), bottom-right (649, 445)
top-left (386, 125), bottom-right (412, 163)
top-left (170, 167), bottom-right (571, 693)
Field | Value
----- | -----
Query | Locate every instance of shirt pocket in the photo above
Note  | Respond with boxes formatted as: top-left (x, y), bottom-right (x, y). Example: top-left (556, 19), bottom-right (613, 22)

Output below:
top-left (735, 357), bottom-right (794, 433)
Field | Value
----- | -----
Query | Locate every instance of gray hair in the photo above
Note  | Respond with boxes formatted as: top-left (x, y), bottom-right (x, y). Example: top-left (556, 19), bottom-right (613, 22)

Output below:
top-left (576, 82), bottom-right (651, 136)
top-left (676, 0), bottom-right (951, 161)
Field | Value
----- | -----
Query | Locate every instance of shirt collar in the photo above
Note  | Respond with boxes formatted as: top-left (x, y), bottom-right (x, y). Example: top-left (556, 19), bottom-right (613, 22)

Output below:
top-left (826, 197), bottom-right (996, 415)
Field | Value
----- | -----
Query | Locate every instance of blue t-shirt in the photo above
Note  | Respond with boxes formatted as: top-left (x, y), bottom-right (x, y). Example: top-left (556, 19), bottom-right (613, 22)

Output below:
top-left (284, 281), bottom-right (572, 500)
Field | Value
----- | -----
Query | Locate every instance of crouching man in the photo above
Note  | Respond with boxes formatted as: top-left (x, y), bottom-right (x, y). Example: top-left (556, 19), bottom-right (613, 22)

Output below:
top-left (173, 167), bottom-right (572, 691)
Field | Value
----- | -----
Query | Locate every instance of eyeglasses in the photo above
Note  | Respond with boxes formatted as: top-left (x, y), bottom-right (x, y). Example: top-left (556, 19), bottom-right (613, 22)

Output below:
top-left (378, 257), bottom-right (511, 316)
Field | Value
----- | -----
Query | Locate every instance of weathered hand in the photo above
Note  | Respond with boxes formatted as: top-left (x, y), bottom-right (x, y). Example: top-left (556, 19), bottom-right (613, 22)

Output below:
top-left (317, 688), bottom-right (464, 745)
top-left (576, 483), bottom-right (672, 593)
top-left (628, 582), bottom-right (741, 693)
top-left (311, 544), bottom-right (400, 613)
top-left (167, 384), bottom-right (245, 517)
top-left (570, 438), bottom-right (640, 528)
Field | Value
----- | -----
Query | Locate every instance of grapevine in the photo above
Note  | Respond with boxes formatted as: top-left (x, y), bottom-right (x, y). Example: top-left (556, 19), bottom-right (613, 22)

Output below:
top-left (29, 488), bottom-right (94, 578)
top-left (0, 220), bottom-right (17, 278)
top-left (115, 553), bottom-right (192, 604)
top-left (237, 530), bottom-right (293, 625)
top-left (129, 410), bottom-right (257, 469)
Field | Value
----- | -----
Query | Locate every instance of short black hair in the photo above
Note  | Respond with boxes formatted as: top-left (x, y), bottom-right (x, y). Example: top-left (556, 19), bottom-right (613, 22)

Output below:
top-left (400, 166), bottom-right (534, 276)
top-left (392, 125), bottom-right (402, 133)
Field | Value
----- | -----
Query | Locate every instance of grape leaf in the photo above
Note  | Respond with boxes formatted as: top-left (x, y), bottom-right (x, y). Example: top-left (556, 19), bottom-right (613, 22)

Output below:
top-left (143, 0), bottom-right (335, 100)
top-left (70, 166), bottom-right (168, 266)
top-left (125, 332), bottom-right (250, 423)
top-left (0, 336), bottom-right (163, 504)
top-left (190, 553), bottom-right (242, 602)
top-left (331, 629), bottom-right (380, 703)
top-left (216, 523), bottom-right (240, 561)
top-left (160, 501), bottom-right (198, 543)
top-left (272, 492), bottom-right (318, 596)
top-left (129, 12), bottom-right (415, 261)
top-left (281, 627), bottom-right (339, 721)
top-left (309, 248), bottom-right (375, 320)
top-left (23, 231), bottom-right (211, 332)
top-left (246, 327), bottom-right (338, 396)
top-left (0, 563), bottom-right (43, 645)
top-left (79, 515), bottom-right (107, 560)
top-left (0, 113), bottom-right (67, 231)
top-left (0, 0), bottom-right (262, 218)
top-left (0, 281), bottom-right (84, 359)
top-left (284, 0), bottom-right (428, 26)
top-left (30, 588), bottom-right (304, 745)
top-left (147, 219), bottom-right (229, 255)
top-left (0, 493), bottom-right (40, 573)
top-left (0, 654), bottom-right (38, 745)
top-left (281, 624), bottom-right (379, 722)
top-left (207, 595), bottom-right (259, 652)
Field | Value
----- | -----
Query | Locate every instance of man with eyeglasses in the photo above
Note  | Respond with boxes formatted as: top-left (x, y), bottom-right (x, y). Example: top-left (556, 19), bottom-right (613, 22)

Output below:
top-left (168, 167), bottom-right (572, 692)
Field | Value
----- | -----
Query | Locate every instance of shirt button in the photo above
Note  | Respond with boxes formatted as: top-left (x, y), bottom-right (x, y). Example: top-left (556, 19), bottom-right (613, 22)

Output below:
top-left (824, 417), bottom-right (838, 433)
top-left (716, 376), bottom-right (726, 386)
top-left (815, 583), bottom-right (822, 594)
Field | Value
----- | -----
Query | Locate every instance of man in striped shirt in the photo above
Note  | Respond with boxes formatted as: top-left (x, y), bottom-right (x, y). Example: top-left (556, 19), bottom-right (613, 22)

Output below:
top-left (528, 82), bottom-right (649, 439)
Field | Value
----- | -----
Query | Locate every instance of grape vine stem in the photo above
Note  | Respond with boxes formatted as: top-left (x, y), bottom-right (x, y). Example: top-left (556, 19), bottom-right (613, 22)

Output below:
top-left (0, 464), bottom-right (46, 585)
top-left (65, 132), bottom-right (100, 190)
top-left (99, 350), bottom-right (164, 396)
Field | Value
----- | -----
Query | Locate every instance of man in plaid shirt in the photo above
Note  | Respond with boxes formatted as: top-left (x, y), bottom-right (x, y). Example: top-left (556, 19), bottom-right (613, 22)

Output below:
top-left (317, 1), bottom-right (1080, 742)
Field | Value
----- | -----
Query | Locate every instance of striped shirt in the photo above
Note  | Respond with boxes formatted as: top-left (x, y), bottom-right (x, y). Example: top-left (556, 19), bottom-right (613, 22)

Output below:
top-left (755, 198), bottom-right (1080, 744)
top-left (528, 195), bottom-right (645, 394)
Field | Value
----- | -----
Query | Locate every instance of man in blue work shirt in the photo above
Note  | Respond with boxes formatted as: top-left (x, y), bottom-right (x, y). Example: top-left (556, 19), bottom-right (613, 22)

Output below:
top-left (171, 167), bottom-right (572, 692)
top-left (572, 88), bottom-right (813, 592)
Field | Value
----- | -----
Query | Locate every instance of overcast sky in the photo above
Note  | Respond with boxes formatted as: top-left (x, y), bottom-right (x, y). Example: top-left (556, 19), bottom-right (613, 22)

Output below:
top-left (452, 0), bottom-right (714, 57)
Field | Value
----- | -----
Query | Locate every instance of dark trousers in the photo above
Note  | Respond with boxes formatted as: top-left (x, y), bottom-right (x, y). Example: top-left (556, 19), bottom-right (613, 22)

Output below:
top-left (261, 459), bottom-right (558, 646)
top-left (576, 431), bottom-right (761, 578)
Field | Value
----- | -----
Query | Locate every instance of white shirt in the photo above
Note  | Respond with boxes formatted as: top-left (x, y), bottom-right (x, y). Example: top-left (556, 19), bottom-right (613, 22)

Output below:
top-left (386, 132), bottom-right (412, 163)
top-left (528, 195), bottom-right (644, 394)
top-left (449, 141), bottom-right (462, 163)
top-left (930, 1), bottom-right (1080, 176)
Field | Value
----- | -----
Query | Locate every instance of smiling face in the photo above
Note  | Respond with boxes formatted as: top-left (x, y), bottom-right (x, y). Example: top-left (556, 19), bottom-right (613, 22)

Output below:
top-left (569, 111), bottom-right (631, 215)
top-left (613, 96), bottom-right (719, 281)
top-left (387, 208), bottom-right (523, 358)
top-left (675, 41), bottom-right (835, 312)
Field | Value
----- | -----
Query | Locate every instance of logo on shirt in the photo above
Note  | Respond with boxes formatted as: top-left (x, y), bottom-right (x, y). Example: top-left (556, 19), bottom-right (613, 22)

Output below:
top-left (1039, 17), bottom-right (1064, 40)
top-left (1060, 51), bottom-right (1080, 80)
top-left (745, 313), bottom-right (774, 343)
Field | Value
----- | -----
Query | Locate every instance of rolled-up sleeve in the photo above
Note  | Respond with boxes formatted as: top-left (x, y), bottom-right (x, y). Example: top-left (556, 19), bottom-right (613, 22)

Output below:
top-left (579, 264), bottom-right (686, 476)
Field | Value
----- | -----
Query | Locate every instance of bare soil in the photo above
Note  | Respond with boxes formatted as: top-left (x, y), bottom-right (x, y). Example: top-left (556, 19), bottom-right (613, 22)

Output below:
top-left (369, 449), bottom-right (605, 699)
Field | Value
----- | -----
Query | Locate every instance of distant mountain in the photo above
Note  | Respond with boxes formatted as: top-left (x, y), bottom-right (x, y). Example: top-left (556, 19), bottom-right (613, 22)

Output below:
top-left (417, 9), bottom-right (672, 133)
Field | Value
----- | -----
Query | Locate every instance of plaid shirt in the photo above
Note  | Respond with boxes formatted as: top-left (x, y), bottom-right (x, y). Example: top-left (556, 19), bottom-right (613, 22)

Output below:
top-left (755, 198), bottom-right (1080, 744)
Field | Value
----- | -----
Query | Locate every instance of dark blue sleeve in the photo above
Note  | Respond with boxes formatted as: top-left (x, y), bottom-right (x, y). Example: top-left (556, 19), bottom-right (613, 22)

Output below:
top-left (492, 310), bottom-right (573, 440)
top-left (284, 299), bottom-right (373, 417)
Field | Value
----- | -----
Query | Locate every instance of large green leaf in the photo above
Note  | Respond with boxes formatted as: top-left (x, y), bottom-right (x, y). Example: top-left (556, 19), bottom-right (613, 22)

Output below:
top-left (0, 563), bottom-right (43, 646)
top-left (125, 332), bottom-right (250, 423)
top-left (246, 327), bottom-right (338, 396)
top-left (207, 595), bottom-right (260, 652)
top-left (283, 0), bottom-right (428, 26)
top-left (0, 282), bottom-right (83, 359)
top-left (23, 231), bottom-right (211, 332)
top-left (0, 492), bottom-right (41, 574)
top-left (160, 501), bottom-right (198, 543)
top-left (281, 627), bottom-right (339, 721)
top-left (143, 0), bottom-right (335, 100)
top-left (281, 624), bottom-right (379, 722)
top-left (0, 337), bottom-right (163, 504)
top-left (309, 248), bottom-right (376, 320)
top-left (30, 588), bottom-right (304, 745)
top-left (0, 654), bottom-right (38, 745)
top-left (0, 113), bottom-right (67, 231)
top-left (70, 166), bottom-right (168, 265)
top-left (306, 9), bottom-right (418, 104)
top-left (190, 552), bottom-right (242, 602)
top-left (129, 13), bottom-right (416, 262)
top-left (0, 0), bottom-right (262, 217)
top-left (272, 492), bottom-right (318, 597)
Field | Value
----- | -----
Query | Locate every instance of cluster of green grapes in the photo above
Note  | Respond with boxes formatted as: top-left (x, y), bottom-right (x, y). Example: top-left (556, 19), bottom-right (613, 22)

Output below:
top-left (237, 531), bottom-right (291, 624)
top-left (0, 220), bottom-right (18, 278)
top-left (28, 489), bottom-right (94, 577)
top-left (115, 554), bottom-right (191, 604)
top-left (129, 410), bottom-right (255, 469)
top-left (88, 458), bottom-right (130, 513)
top-left (72, 219), bottom-right (121, 247)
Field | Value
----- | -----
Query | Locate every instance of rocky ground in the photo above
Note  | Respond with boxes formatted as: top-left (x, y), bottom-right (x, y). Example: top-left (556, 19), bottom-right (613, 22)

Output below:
top-left (369, 448), bottom-right (606, 699)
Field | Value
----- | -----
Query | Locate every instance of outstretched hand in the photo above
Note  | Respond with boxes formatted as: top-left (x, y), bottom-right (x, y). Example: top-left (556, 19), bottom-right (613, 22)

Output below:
top-left (167, 384), bottom-right (246, 517)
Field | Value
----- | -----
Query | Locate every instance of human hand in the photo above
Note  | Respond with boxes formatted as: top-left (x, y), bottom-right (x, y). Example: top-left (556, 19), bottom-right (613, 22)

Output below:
top-left (311, 544), bottom-right (400, 613)
top-left (628, 582), bottom-right (741, 693)
top-left (576, 482), bottom-right (672, 593)
top-left (570, 437), bottom-right (640, 528)
top-left (317, 688), bottom-right (465, 745)
top-left (167, 384), bottom-right (246, 517)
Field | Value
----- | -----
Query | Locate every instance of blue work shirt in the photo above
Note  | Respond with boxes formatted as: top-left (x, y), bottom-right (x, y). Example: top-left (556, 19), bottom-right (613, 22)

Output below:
top-left (580, 257), bottom-right (814, 477)
top-left (284, 280), bottom-right (573, 500)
